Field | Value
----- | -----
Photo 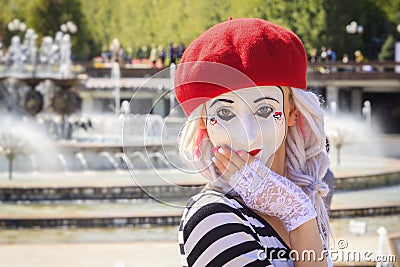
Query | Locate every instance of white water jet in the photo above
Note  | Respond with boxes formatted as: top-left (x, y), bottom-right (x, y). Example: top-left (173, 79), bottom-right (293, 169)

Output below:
top-left (149, 152), bottom-right (172, 168)
top-left (99, 151), bottom-right (119, 169)
top-left (75, 152), bottom-right (89, 170)
top-left (58, 153), bottom-right (69, 172)
top-left (0, 115), bottom-right (62, 174)
top-left (128, 151), bottom-right (152, 169)
top-left (29, 154), bottom-right (38, 172)
top-left (114, 152), bottom-right (133, 169)
top-left (111, 61), bottom-right (121, 115)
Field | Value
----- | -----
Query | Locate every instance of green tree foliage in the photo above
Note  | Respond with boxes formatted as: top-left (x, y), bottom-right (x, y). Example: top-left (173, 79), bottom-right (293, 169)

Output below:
top-left (285, 0), bottom-right (327, 54)
top-left (378, 35), bottom-right (396, 62)
top-left (29, 0), bottom-right (94, 59)
top-left (375, 0), bottom-right (400, 23)
top-left (0, 0), bottom-right (33, 46)
top-left (323, 0), bottom-right (388, 61)
top-left (0, 0), bottom-right (396, 60)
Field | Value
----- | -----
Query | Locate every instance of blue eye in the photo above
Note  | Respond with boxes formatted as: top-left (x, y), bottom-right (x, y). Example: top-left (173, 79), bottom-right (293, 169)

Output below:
top-left (256, 106), bottom-right (273, 118)
top-left (217, 108), bottom-right (235, 121)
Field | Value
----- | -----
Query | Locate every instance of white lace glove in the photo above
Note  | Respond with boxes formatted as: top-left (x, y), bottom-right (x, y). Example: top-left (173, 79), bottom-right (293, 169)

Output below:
top-left (229, 159), bottom-right (317, 232)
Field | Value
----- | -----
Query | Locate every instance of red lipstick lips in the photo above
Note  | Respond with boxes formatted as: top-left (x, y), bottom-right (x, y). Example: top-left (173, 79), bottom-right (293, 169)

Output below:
top-left (249, 149), bottom-right (261, 157)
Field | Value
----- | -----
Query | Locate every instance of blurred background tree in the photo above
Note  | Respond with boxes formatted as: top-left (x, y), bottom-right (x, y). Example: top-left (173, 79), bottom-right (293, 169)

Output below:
top-left (0, 0), bottom-right (32, 47)
top-left (0, 0), bottom-right (399, 61)
top-left (29, 0), bottom-right (95, 59)
top-left (378, 35), bottom-right (396, 62)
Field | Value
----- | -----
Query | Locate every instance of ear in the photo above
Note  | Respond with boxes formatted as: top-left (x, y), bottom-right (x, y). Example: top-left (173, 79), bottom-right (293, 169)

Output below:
top-left (287, 95), bottom-right (298, 127)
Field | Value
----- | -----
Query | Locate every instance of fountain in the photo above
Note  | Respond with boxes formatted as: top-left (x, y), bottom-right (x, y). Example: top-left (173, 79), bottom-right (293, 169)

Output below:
top-left (0, 132), bottom-right (30, 180)
top-left (2, 28), bottom-right (75, 80)
top-left (0, 112), bottom-right (180, 174)
top-left (325, 100), bottom-right (380, 167)
top-left (0, 27), bottom-right (181, 174)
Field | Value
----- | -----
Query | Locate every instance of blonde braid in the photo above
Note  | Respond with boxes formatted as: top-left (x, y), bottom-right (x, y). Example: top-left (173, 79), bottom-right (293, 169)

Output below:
top-left (286, 88), bottom-right (332, 247)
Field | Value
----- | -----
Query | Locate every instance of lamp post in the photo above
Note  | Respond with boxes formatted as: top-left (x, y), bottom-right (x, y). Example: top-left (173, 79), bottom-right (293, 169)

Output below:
top-left (396, 25), bottom-right (400, 73)
top-left (7, 19), bottom-right (26, 33)
top-left (59, 21), bottom-right (78, 60)
top-left (7, 19), bottom-right (29, 74)
top-left (7, 19), bottom-right (27, 49)
top-left (60, 21), bottom-right (78, 34)
top-left (346, 21), bottom-right (363, 34)
top-left (57, 21), bottom-right (78, 77)
top-left (345, 21), bottom-right (364, 63)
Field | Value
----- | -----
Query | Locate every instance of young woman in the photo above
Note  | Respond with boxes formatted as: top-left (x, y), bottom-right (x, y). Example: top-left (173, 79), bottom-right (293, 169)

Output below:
top-left (175, 18), bottom-right (332, 267)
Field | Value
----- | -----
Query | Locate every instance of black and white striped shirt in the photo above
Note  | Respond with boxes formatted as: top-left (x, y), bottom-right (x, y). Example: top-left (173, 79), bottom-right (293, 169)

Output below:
top-left (178, 189), bottom-right (294, 267)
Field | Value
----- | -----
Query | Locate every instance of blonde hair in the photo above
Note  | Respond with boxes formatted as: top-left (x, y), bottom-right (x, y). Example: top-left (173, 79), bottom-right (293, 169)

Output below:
top-left (178, 88), bottom-right (332, 246)
top-left (286, 88), bottom-right (332, 247)
top-left (178, 105), bottom-right (223, 186)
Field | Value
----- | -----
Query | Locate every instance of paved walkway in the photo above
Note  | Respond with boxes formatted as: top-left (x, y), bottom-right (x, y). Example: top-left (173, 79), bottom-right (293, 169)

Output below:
top-left (0, 241), bottom-right (181, 267)
top-left (0, 231), bottom-right (398, 267)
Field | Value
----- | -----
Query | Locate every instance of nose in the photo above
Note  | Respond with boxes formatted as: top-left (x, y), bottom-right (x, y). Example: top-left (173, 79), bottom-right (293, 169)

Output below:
top-left (239, 115), bottom-right (260, 147)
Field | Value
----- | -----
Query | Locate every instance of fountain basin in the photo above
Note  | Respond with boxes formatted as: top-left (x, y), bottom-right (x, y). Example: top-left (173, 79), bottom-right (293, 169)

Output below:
top-left (331, 155), bottom-right (400, 190)
top-left (1, 184), bottom-right (400, 229)
top-left (0, 204), bottom-right (399, 229)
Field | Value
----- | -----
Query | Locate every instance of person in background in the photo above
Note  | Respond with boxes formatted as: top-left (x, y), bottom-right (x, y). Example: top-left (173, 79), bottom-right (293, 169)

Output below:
top-left (354, 50), bottom-right (365, 63)
top-left (168, 42), bottom-right (178, 66)
top-left (157, 45), bottom-right (166, 68)
top-left (320, 46), bottom-right (328, 62)
top-left (326, 48), bottom-right (336, 62)
top-left (310, 47), bottom-right (319, 63)
top-left (342, 53), bottom-right (349, 64)
top-left (177, 43), bottom-right (185, 61)
top-left (149, 44), bottom-right (158, 68)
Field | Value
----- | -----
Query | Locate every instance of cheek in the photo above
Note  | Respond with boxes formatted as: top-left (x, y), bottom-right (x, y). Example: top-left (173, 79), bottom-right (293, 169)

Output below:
top-left (257, 112), bottom-right (286, 162)
top-left (270, 110), bottom-right (286, 148)
top-left (207, 117), bottom-right (238, 146)
top-left (272, 111), bottom-right (285, 127)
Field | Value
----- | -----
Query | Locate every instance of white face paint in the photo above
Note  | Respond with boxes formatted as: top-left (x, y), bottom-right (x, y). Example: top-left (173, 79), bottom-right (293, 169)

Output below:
top-left (205, 86), bottom-right (286, 165)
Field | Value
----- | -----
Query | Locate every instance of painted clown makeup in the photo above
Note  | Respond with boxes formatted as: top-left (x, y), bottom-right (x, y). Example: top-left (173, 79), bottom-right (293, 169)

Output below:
top-left (205, 86), bottom-right (286, 165)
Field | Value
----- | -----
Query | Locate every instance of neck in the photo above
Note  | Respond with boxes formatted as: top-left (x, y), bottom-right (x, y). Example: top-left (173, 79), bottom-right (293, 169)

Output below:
top-left (267, 142), bottom-right (286, 177)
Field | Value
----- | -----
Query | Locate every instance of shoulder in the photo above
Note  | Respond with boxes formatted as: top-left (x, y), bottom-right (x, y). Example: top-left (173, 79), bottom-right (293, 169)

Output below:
top-left (179, 190), bottom-right (272, 266)
top-left (181, 190), bottom-right (250, 236)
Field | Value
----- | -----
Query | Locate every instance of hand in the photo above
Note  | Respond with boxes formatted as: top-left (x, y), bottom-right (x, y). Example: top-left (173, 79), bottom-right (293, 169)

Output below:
top-left (212, 146), bottom-right (317, 232)
top-left (211, 145), bottom-right (253, 180)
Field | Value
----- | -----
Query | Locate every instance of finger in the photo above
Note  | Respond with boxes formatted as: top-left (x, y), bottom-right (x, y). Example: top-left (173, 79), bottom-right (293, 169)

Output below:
top-left (211, 162), bottom-right (223, 177)
top-left (236, 150), bottom-right (255, 165)
top-left (216, 146), bottom-right (247, 169)
top-left (211, 158), bottom-right (224, 178)
top-left (212, 156), bottom-right (236, 179)
top-left (214, 152), bottom-right (240, 177)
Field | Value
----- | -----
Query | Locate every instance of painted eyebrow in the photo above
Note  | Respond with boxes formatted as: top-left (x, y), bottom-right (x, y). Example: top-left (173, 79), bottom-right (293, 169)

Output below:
top-left (209, 98), bottom-right (234, 108)
top-left (253, 97), bottom-right (280, 104)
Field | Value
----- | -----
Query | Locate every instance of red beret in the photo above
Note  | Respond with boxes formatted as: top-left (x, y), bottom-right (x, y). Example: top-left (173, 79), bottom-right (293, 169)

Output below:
top-left (174, 18), bottom-right (308, 116)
